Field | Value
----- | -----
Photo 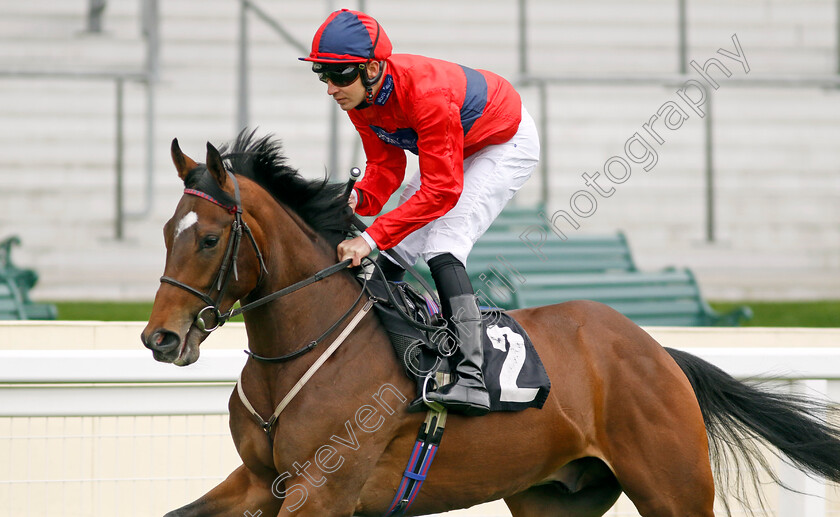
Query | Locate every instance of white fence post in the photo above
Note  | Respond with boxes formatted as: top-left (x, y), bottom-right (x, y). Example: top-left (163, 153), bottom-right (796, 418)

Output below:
top-left (777, 379), bottom-right (829, 517)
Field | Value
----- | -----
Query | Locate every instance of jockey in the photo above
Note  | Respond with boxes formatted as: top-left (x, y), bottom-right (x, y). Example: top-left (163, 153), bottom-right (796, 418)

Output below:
top-left (301, 9), bottom-right (540, 416)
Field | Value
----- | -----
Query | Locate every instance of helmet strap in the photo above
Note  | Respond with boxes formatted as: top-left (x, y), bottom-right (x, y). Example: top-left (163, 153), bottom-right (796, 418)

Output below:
top-left (361, 19), bottom-right (385, 104)
top-left (361, 61), bottom-right (386, 104)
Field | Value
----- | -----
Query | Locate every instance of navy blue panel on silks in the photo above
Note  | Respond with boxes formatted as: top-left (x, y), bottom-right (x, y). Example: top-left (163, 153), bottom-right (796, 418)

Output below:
top-left (370, 125), bottom-right (419, 155)
top-left (374, 74), bottom-right (395, 105)
top-left (458, 65), bottom-right (487, 135)
top-left (481, 310), bottom-right (550, 412)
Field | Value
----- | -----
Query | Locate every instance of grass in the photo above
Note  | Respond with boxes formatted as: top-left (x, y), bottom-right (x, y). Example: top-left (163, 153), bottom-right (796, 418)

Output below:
top-left (49, 301), bottom-right (244, 323)
top-left (51, 301), bottom-right (155, 322)
top-left (710, 300), bottom-right (840, 328)
top-left (47, 300), bottom-right (840, 327)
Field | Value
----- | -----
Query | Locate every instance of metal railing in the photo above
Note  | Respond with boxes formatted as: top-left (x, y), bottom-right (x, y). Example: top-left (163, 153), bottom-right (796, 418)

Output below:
top-left (233, 0), bottom-right (840, 243)
top-left (236, 0), bottom-right (308, 134)
top-left (237, 0), bottom-right (368, 180)
top-left (0, 0), bottom-right (159, 240)
top-left (515, 0), bottom-right (840, 243)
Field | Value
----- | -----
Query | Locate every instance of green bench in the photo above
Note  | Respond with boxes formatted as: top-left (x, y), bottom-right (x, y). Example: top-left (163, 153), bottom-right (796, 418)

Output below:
top-left (0, 236), bottom-right (58, 320)
top-left (467, 231), bottom-right (636, 275)
top-left (402, 205), bottom-right (638, 309)
top-left (363, 199), bottom-right (750, 327)
top-left (509, 268), bottom-right (752, 326)
top-left (479, 204), bottom-right (550, 234)
top-left (408, 231), bottom-right (636, 309)
top-left (468, 234), bottom-right (635, 309)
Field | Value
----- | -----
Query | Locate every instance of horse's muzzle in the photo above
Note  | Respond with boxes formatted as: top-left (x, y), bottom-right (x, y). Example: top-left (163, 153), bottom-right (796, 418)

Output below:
top-left (142, 329), bottom-right (182, 362)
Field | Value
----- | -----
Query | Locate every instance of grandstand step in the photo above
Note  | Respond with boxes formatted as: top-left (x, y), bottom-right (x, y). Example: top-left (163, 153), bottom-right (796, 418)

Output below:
top-left (3, 0), bottom-right (839, 301)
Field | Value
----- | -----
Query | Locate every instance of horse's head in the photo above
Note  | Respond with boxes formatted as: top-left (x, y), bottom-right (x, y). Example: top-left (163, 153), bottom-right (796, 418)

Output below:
top-left (142, 139), bottom-right (265, 365)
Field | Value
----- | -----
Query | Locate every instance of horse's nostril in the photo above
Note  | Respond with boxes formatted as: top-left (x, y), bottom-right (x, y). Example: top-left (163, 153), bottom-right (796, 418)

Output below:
top-left (145, 330), bottom-right (181, 353)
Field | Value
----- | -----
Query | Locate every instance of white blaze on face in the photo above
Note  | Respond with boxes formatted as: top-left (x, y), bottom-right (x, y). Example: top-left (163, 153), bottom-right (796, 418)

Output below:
top-left (174, 211), bottom-right (199, 240)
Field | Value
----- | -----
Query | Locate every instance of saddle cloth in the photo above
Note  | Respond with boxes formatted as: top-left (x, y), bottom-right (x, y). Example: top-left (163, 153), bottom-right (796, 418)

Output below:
top-left (365, 276), bottom-right (550, 412)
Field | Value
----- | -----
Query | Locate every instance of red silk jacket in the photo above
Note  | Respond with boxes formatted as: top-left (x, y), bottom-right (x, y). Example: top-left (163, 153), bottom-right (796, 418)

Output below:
top-left (349, 53), bottom-right (522, 250)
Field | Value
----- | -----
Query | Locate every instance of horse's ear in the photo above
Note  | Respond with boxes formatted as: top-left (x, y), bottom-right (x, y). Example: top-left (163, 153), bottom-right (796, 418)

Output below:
top-left (171, 138), bottom-right (198, 181)
top-left (205, 142), bottom-right (227, 188)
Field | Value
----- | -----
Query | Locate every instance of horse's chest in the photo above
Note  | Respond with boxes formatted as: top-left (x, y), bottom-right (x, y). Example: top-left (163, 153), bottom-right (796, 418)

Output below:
top-left (227, 406), bottom-right (278, 476)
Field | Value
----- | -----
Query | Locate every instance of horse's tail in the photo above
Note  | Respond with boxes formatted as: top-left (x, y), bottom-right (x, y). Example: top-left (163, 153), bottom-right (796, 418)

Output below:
top-left (665, 346), bottom-right (840, 514)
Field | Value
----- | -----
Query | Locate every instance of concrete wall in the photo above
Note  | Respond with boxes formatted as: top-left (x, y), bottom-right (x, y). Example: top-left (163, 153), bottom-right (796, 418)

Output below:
top-left (1, 0), bottom-right (839, 301)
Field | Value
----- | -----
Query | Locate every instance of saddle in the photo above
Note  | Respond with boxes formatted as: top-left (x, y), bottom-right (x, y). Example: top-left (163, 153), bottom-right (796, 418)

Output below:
top-left (364, 274), bottom-right (550, 412)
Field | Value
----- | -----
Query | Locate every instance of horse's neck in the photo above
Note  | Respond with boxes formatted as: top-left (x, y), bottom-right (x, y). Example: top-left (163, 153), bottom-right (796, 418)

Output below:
top-left (241, 202), bottom-right (369, 358)
top-left (238, 197), bottom-right (409, 421)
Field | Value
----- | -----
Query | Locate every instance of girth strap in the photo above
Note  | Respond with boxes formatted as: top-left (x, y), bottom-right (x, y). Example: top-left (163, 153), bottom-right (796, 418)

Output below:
top-left (385, 407), bottom-right (448, 516)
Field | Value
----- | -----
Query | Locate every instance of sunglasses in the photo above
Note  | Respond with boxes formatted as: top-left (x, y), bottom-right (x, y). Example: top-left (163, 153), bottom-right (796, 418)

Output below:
top-left (313, 64), bottom-right (363, 87)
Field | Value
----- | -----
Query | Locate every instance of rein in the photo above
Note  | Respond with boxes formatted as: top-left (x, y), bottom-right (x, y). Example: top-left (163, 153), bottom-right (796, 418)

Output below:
top-left (242, 259), bottom-right (370, 363)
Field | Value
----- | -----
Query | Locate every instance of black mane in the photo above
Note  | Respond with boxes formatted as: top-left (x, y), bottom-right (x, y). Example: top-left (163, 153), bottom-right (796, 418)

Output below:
top-left (218, 130), bottom-right (355, 248)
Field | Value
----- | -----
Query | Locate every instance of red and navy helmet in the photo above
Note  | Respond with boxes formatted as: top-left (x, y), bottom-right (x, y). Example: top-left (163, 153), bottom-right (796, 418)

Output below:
top-left (299, 9), bottom-right (392, 64)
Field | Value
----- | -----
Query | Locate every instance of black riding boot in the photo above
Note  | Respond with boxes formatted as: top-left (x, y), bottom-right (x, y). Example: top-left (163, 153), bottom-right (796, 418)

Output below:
top-left (425, 293), bottom-right (490, 416)
top-left (417, 253), bottom-right (491, 416)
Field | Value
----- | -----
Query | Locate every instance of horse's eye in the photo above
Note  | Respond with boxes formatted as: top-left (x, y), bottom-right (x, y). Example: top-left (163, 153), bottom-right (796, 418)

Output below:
top-left (200, 235), bottom-right (220, 249)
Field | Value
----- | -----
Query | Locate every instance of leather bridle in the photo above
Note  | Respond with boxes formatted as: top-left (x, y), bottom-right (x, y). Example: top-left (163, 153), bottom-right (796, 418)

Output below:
top-left (160, 170), bottom-right (268, 332)
top-left (158, 170), bottom-right (363, 363)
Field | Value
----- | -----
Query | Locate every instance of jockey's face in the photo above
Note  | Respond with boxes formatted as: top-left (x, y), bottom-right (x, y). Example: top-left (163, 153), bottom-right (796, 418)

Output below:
top-left (324, 61), bottom-right (381, 111)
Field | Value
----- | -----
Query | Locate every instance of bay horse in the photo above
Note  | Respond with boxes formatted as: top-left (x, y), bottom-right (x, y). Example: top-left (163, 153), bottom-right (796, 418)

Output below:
top-left (143, 132), bottom-right (840, 517)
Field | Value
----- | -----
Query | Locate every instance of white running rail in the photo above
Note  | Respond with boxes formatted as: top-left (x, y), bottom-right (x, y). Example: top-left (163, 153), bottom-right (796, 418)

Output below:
top-left (1, 324), bottom-right (839, 516)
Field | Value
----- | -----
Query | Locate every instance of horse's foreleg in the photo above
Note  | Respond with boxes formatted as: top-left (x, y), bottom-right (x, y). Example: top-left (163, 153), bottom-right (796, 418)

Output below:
top-left (164, 464), bottom-right (282, 517)
top-left (271, 482), bottom-right (357, 517)
top-left (268, 470), bottom-right (364, 517)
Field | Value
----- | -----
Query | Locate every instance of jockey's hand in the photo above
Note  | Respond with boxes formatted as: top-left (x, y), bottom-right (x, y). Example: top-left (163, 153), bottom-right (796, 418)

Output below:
top-left (337, 236), bottom-right (371, 267)
top-left (348, 189), bottom-right (358, 212)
